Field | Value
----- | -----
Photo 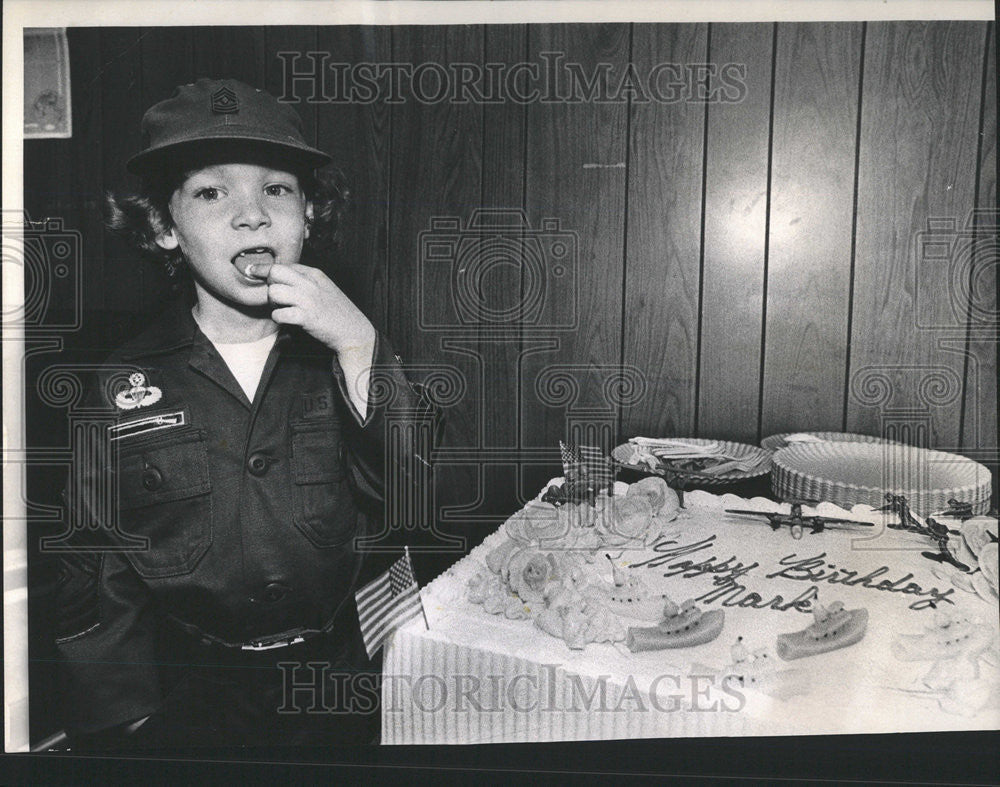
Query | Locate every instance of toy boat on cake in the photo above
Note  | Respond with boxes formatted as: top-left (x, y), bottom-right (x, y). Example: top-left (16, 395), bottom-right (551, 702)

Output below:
top-left (578, 555), bottom-right (684, 621)
top-left (892, 612), bottom-right (994, 663)
top-left (626, 599), bottom-right (726, 652)
top-left (776, 601), bottom-right (868, 660)
top-left (707, 638), bottom-right (812, 700)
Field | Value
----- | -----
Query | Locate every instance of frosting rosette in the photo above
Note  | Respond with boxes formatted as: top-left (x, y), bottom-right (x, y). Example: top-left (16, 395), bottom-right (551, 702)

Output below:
top-left (467, 568), bottom-right (529, 618)
top-left (961, 517), bottom-right (998, 601)
top-left (593, 495), bottom-right (655, 545)
top-left (961, 517), bottom-right (996, 555)
top-left (504, 501), bottom-right (570, 545)
top-left (535, 598), bottom-right (626, 649)
top-left (625, 476), bottom-right (679, 520)
top-left (976, 542), bottom-right (997, 598)
top-left (504, 549), bottom-right (576, 606)
top-left (939, 516), bottom-right (999, 603)
top-left (558, 501), bottom-right (598, 531)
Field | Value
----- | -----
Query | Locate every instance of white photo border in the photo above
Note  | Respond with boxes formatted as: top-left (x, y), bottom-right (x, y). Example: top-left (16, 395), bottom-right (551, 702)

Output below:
top-left (2, 0), bottom-right (995, 755)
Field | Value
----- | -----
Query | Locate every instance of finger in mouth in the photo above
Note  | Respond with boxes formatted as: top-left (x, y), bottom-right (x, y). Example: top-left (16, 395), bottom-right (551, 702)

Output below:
top-left (231, 247), bottom-right (275, 279)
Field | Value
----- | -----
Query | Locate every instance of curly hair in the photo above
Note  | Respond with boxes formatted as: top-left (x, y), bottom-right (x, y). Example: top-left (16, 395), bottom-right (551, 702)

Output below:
top-left (105, 152), bottom-right (349, 279)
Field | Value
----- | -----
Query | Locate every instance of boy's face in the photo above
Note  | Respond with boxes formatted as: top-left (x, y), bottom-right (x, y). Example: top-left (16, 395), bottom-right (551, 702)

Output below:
top-left (156, 162), bottom-right (313, 309)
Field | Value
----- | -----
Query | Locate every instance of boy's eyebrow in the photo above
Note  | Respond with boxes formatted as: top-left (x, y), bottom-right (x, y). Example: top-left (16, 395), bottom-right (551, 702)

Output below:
top-left (259, 168), bottom-right (302, 180)
top-left (180, 169), bottom-right (225, 183)
top-left (183, 167), bottom-right (301, 181)
top-left (173, 167), bottom-right (305, 197)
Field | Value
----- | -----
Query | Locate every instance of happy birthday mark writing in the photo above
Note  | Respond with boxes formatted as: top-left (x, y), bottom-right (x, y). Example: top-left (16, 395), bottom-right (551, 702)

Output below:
top-left (631, 535), bottom-right (955, 611)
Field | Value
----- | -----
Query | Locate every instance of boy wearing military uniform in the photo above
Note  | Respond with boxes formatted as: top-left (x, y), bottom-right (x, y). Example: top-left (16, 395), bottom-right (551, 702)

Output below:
top-left (55, 79), bottom-right (422, 748)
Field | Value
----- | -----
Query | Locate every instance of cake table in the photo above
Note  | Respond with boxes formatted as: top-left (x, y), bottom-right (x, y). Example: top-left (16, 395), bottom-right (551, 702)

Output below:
top-left (381, 481), bottom-right (999, 744)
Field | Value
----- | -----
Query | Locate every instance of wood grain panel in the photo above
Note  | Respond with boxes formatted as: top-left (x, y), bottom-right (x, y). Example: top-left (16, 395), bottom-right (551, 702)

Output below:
top-left (264, 27), bottom-right (319, 158)
top-left (480, 25), bottom-right (527, 450)
top-left (962, 22), bottom-right (996, 507)
top-left (313, 26), bottom-right (391, 330)
top-left (388, 25), bottom-right (485, 552)
top-left (65, 29), bottom-right (106, 314)
top-left (22, 29), bottom-right (99, 325)
top-left (190, 26), bottom-right (267, 86)
top-left (697, 23), bottom-right (773, 442)
top-left (22, 137), bottom-right (71, 244)
top-left (477, 25), bottom-right (530, 520)
top-left (760, 22), bottom-right (862, 438)
top-left (139, 27), bottom-right (194, 104)
top-left (23, 53), bottom-right (78, 314)
top-left (99, 29), bottom-right (146, 313)
top-left (389, 25), bottom-right (484, 353)
top-left (849, 22), bottom-right (985, 447)
top-left (621, 23), bottom-right (708, 441)
top-left (138, 28), bottom-right (196, 310)
top-left (32, 23), bottom-right (999, 507)
top-left (522, 23), bottom-right (630, 493)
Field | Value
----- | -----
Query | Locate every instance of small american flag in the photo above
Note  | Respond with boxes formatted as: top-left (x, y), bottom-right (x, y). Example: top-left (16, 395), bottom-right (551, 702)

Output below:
top-left (559, 440), bottom-right (588, 485)
top-left (578, 444), bottom-right (613, 491)
top-left (560, 440), bottom-right (613, 492)
top-left (355, 547), bottom-right (425, 658)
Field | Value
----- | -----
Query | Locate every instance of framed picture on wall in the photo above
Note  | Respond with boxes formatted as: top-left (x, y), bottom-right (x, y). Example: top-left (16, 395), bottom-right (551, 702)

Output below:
top-left (23, 27), bottom-right (71, 138)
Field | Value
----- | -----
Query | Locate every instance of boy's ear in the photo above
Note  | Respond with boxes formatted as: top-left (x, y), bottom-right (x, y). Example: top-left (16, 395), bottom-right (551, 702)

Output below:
top-left (155, 228), bottom-right (179, 251)
top-left (304, 202), bottom-right (314, 239)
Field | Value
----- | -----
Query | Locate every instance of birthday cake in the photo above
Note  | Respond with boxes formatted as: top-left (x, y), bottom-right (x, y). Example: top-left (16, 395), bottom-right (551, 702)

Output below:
top-left (383, 478), bottom-right (999, 743)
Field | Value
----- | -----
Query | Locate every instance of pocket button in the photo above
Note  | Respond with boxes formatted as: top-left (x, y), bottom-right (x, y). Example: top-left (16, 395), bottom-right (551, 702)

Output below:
top-left (247, 452), bottom-right (269, 476)
top-left (262, 582), bottom-right (288, 603)
top-left (141, 466), bottom-right (163, 491)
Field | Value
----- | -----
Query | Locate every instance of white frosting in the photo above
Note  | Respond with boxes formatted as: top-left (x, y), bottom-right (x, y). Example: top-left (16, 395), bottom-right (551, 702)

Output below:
top-left (416, 481), bottom-right (1000, 736)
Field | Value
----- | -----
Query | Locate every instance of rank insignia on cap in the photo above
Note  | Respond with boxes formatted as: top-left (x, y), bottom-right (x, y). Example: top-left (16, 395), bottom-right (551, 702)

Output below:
top-left (115, 372), bottom-right (163, 410)
top-left (211, 86), bottom-right (239, 114)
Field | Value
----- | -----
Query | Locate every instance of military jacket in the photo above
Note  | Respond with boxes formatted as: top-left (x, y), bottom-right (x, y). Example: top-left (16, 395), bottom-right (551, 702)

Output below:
top-left (54, 300), bottom-right (422, 734)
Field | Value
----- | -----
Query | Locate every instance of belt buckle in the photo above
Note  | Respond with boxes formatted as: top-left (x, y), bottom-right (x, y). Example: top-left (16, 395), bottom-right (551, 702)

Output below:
top-left (241, 635), bottom-right (305, 652)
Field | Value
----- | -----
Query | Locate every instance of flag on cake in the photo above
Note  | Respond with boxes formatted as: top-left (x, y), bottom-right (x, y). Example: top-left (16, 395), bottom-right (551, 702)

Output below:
top-left (560, 440), bottom-right (614, 492)
top-left (355, 547), bottom-right (425, 658)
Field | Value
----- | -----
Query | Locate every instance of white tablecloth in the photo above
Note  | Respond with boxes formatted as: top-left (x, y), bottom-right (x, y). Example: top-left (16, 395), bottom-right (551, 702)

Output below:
top-left (381, 617), bottom-right (770, 745)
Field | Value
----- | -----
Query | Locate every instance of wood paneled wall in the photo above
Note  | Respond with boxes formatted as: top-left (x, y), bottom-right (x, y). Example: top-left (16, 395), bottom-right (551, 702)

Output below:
top-left (25, 23), bottom-right (998, 538)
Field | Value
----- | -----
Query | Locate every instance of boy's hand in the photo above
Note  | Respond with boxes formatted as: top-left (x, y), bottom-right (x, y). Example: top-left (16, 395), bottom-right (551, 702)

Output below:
top-left (254, 261), bottom-right (375, 418)
top-left (253, 262), bottom-right (376, 355)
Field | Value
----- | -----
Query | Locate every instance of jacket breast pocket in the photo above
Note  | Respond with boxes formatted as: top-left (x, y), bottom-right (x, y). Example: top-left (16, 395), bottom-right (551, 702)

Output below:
top-left (291, 421), bottom-right (357, 547)
top-left (117, 428), bottom-right (213, 578)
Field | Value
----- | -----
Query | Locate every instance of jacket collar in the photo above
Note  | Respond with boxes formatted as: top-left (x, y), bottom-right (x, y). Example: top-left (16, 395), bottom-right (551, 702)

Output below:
top-left (119, 297), bottom-right (298, 361)
top-left (120, 297), bottom-right (307, 410)
top-left (119, 297), bottom-right (199, 360)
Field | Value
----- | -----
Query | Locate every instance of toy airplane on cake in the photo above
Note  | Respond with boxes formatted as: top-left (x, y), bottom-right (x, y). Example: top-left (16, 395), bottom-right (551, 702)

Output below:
top-left (724, 500), bottom-right (875, 539)
top-left (874, 492), bottom-right (980, 573)
top-left (935, 498), bottom-right (977, 522)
